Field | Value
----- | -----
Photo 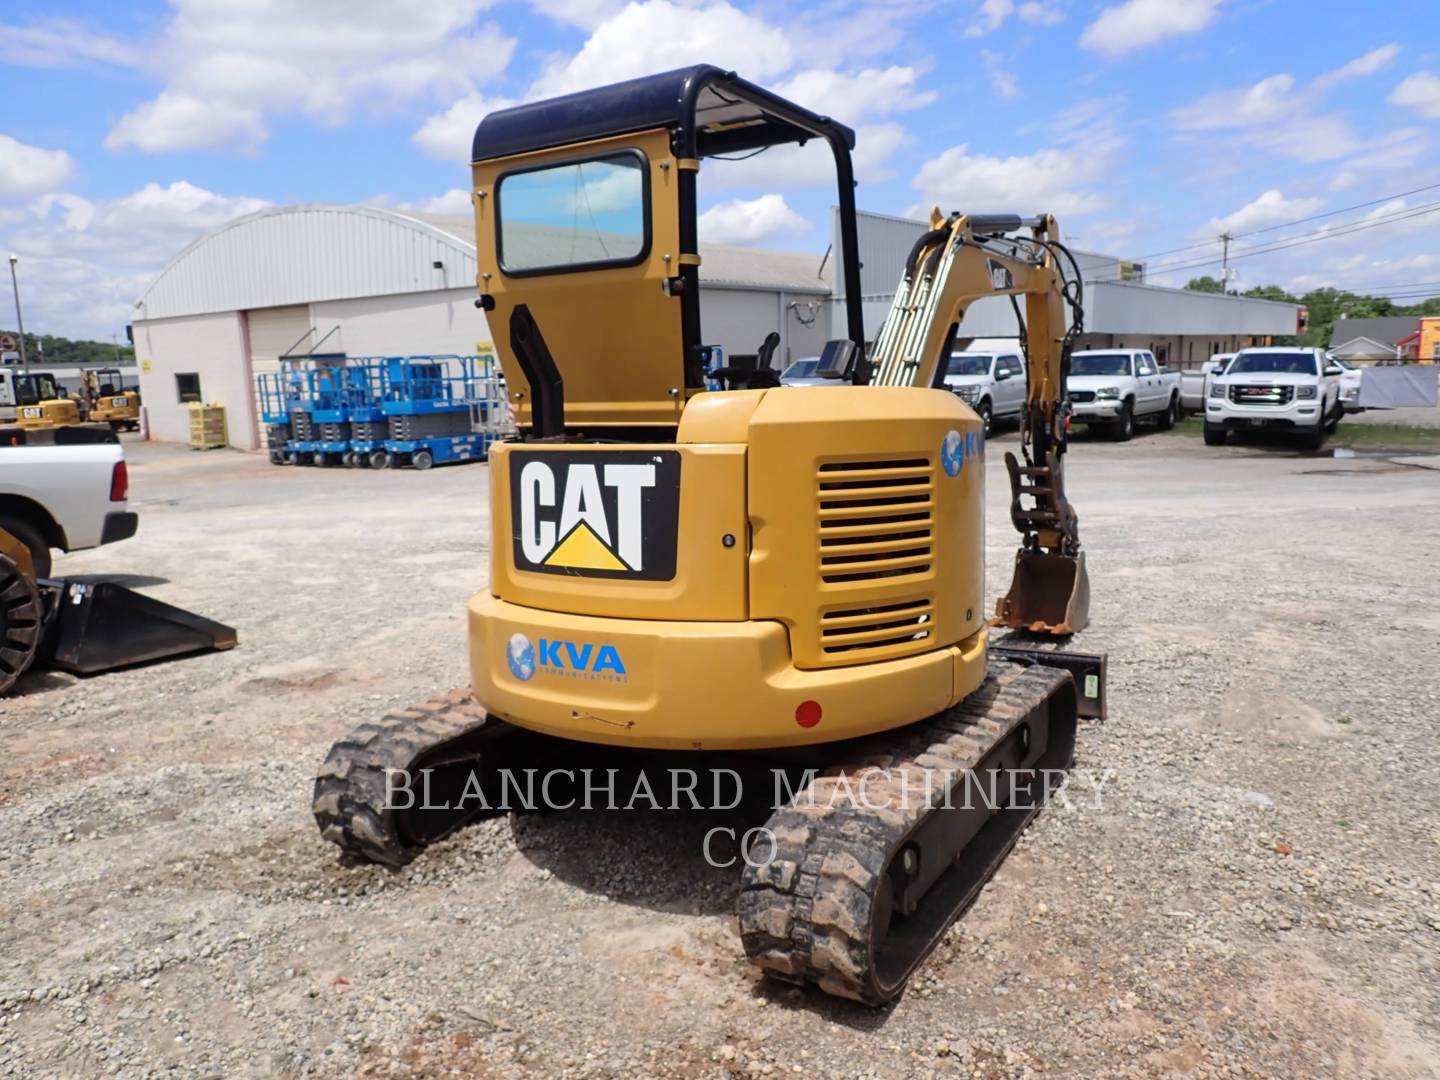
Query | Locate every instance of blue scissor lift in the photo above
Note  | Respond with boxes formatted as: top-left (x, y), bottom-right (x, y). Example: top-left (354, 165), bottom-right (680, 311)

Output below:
top-left (258, 362), bottom-right (309, 465)
top-left (376, 355), bottom-right (498, 470)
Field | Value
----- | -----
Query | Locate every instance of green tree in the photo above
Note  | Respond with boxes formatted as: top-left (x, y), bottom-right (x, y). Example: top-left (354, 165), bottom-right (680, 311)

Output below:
top-left (0, 330), bottom-right (134, 366)
top-left (1242, 284), bottom-right (1298, 303)
top-left (1184, 276), bottom-right (1225, 294)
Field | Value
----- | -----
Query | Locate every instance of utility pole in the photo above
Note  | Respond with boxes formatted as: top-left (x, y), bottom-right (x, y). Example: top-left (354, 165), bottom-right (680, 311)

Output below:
top-left (8, 255), bottom-right (28, 372)
top-left (1219, 232), bottom-right (1236, 294)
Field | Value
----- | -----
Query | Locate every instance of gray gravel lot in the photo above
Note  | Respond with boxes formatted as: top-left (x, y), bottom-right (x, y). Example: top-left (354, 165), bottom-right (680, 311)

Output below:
top-left (2, 427), bottom-right (1438, 1079)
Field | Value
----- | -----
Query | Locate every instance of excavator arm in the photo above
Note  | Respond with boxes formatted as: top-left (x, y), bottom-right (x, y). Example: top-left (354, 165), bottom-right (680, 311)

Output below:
top-left (868, 210), bottom-right (1089, 634)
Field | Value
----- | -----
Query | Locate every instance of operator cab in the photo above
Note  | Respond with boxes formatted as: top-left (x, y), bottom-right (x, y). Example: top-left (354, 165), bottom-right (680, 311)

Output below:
top-left (470, 64), bottom-right (867, 439)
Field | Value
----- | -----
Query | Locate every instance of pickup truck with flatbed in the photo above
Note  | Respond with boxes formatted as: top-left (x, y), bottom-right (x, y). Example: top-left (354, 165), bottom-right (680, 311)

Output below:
top-left (1066, 349), bottom-right (1183, 440)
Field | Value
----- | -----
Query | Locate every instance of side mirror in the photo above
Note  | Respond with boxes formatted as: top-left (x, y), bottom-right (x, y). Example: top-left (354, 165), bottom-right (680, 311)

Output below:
top-left (1209, 363), bottom-right (1227, 375)
top-left (1324, 365), bottom-right (1343, 376)
top-left (994, 368), bottom-right (1011, 381)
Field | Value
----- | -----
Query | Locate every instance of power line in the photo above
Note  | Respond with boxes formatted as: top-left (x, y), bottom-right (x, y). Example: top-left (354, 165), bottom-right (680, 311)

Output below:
top-left (1141, 201), bottom-right (1440, 279)
top-left (1073, 177), bottom-right (1440, 274)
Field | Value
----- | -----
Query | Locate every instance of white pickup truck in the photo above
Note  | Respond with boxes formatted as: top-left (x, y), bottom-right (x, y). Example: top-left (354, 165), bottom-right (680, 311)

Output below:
top-left (943, 350), bottom-right (1027, 435)
top-left (1204, 346), bottom-right (1343, 449)
top-left (0, 431), bottom-right (137, 578)
top-left (1066, 349), bottom-right (1183, 440)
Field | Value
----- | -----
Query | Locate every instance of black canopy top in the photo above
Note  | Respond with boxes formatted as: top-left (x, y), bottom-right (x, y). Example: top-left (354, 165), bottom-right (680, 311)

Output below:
top-left (471, 64), bottom-right (856, 163)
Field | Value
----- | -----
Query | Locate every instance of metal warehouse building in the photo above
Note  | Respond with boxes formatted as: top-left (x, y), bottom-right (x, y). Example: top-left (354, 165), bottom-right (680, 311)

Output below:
top-left (835, 210), bottom-right (1301, 369)
top-left (132, 204), bottom-right (831, 450)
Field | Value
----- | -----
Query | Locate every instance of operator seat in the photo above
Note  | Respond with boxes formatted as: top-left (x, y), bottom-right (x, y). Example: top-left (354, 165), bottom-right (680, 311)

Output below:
top-left (712, 332), bottom-right (783, 390)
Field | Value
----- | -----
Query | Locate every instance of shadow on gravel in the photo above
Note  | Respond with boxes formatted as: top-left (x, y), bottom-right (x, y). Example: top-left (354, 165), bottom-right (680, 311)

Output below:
top-left (508, 751), bottom-right (788, 918)
top-left (7, 669), bottom-right (78, 697)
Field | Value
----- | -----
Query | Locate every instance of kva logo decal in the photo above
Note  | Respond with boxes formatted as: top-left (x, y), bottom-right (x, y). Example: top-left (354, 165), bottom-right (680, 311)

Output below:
top-left (510, 450), bottom-right (681, 581)
top-left (506, 631), bottom-right (627, 683)
top-left (941, 429), bottom-right (982, 477)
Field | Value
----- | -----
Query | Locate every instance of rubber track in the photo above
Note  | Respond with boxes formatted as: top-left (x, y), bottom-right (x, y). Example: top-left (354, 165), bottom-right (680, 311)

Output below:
top-left (312, 688), bottom-right (494, 868)
top-left (737, 662), bottom-right (1072, 1004)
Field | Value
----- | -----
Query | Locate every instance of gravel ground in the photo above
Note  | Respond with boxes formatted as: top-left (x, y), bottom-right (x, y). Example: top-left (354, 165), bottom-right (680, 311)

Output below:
top-left (2, 427), bottom-right (1438, 1079)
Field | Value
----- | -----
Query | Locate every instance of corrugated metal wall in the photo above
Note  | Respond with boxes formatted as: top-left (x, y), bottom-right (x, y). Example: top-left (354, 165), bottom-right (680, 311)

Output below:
top-left (134, 205), bottom-right (478, 322)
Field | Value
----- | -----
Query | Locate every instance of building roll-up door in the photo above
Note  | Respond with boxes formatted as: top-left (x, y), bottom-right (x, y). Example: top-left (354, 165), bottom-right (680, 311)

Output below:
top-left (246, 305), bottom-right (313, 448)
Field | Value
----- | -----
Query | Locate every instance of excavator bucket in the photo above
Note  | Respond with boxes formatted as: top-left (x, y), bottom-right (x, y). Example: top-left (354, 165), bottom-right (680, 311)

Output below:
top-left (39, 580), bottom-right (237, 676)
top-left (994, 548), bottom-right (1090, 635)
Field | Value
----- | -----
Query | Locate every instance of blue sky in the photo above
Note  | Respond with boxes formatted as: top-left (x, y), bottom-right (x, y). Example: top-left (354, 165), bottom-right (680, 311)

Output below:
top-left (2, 0), bottom-right (1438, 340)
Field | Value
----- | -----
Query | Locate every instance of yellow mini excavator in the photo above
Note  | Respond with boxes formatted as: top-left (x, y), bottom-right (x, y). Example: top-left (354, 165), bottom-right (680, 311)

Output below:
top-left (315, 65), bottom-right (1105, 1005)
top-left (80, 367), bottom-right (142, 431)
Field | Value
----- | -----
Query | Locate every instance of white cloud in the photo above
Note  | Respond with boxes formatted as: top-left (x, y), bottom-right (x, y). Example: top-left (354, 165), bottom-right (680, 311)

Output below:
top-left (1189, 190), bottom-right (1325, 240)
top-left (1017, 2), bottom-right (1064, 26)
top-left (3, 181), bottom-right (269, 339)
top-left (1390, 71), bottom-right (1440, 119)
top-left (1, 17), bottom-right (138, 69)
top-left (413, 92), bottom-right (515, 161)
top-left (909, 142), bottom-right (1115, 219)
top-left (105, 92), bottom-right (269, 154)
top-left (1314, 43), bottom-right (1399, 89)
top-left (90, 1), bottom-right (514, 153)
top-left (527, 0), bottom-right (627, 30)
top-left (965, 0), bottom-right (1013, 38)
top-left (698, 194), bottom-right (811, 244)
top-left (981, 50), bottom-right (1019, 102)
top-left (1080, 0), bottom-right (1220, 58)
top-left (966, 0), bottom-right (1063, 36)
top-left (0, 135), bottom-right (74, 200)
top-left (530, 1), bottom-right (792, 98)
top-left (1171, 49), bottom-right (1425, 165)
top-left (1171, 74), bottom-right (1297, 130)
top-left (397, 189), bottom-right (475, 216)
top-left (772, 66), bottom-right (936, 123)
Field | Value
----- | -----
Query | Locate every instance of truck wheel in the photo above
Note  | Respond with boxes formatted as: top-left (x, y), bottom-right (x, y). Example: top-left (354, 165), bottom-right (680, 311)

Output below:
top-left (1112, 400), bottom-right (1135, 442)
top-left (0, 551), bottom-right (42, 695)
top-left (1203, 423), bottom-right (1227, 447)
top-left (369, 451), bottom-right (391, 470)
top-left (0, 516), bottom-right (51, 580)
top-left (1300, 422), bottom-right (1326, 451)
top-left (976, 399), bottom-right (993, 438)
top-left (1157, 394), bottom-right (1179, 431)
top-left (1323, 402), bottom-right (1342, 434)
top-left (412, 448), bottom-right (435, 471)
top-left (268, 449), bottom-right (285, 466)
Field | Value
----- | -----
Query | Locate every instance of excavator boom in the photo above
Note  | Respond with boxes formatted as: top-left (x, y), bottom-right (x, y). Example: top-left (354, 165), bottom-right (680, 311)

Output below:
top-left (868, 211), bottom-right (1089, 634)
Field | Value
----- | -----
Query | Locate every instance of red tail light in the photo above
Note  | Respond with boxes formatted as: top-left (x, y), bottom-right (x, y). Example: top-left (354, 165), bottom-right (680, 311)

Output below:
top-left (110, 461), bottom-right (129, 502)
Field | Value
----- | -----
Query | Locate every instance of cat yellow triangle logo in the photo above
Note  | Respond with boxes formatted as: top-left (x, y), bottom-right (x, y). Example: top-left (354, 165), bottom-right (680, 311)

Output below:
top-left (544, 522), bottom-right (630, 572)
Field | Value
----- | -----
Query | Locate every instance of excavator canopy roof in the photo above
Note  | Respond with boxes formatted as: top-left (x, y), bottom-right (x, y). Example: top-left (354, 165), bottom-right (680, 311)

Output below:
top-left (471, 64), bottom-right (857, 163)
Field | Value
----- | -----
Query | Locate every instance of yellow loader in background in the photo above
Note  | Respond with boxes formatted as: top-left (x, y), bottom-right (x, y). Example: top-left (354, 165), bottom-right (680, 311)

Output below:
top-left (315, 65), bottom-right (1105, 1005)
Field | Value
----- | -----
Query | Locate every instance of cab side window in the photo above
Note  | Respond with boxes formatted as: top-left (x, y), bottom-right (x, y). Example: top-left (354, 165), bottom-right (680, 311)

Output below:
top-left (1136, 354), bottom-right (1157, 376)
top-left (1001, 356), bottom-right (1023, 377)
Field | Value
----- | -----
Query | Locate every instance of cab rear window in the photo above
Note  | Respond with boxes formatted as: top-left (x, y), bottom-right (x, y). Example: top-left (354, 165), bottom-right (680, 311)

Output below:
top-left (497, 151), bottom-right (649, 276)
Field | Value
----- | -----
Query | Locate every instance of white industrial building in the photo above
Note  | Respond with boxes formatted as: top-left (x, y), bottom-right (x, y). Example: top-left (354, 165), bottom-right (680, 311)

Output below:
top-left (834, 210), bottom-right (1301, 370)
top-left (132, 204), bottom-right (830, 450)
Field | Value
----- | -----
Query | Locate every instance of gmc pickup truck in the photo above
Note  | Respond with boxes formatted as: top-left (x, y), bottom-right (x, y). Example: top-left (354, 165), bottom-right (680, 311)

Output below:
top-left (1067, 349), bottom-right (1182, 440)
top-left (1204, 347), bottom-right (1343, 449)
top-left (0, 430), bottom-right (137, 578)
